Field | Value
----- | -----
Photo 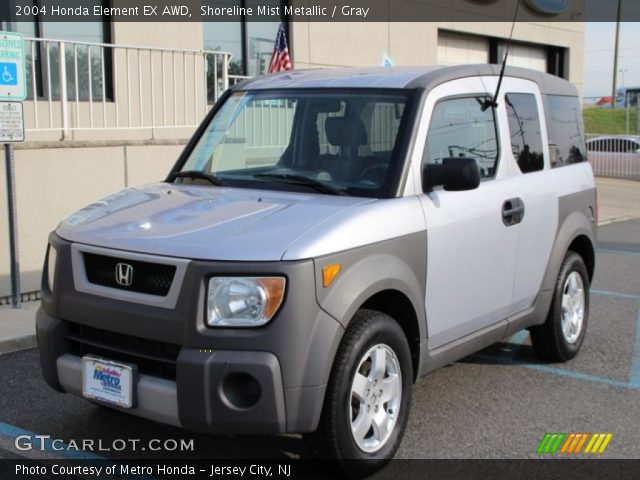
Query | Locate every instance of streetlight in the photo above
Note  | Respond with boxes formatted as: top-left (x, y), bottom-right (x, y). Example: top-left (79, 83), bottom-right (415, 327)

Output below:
top-left (620, 68), bottom-right (628, 89)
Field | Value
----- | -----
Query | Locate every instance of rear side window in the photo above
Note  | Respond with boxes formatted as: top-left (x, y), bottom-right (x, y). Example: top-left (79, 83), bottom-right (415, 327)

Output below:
top-left (546, 95), bottom-right (586, 168)
top-left (425, 96), bottom-right (499, 179)
top-left (505, 93), bottom-right (544, 173)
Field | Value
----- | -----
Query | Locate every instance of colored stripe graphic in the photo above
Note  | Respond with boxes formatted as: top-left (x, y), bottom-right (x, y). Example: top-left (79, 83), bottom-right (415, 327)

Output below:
top-left (560, 434), bottom-right (574, 453)
top-left (585, 433), bottom-right (613, 454)
top-left (537, 433), bottom-right (552, 454)
top-left (539, 433), bottom-right (613, 455)
top-left (561, 433), bottom-right (589, 453)
top-left (598, 434), bottom-right (613, 453)
top-left (537, 433), bottom-right (566, 454)
top-left (573, 433), bottom-right (589, 453)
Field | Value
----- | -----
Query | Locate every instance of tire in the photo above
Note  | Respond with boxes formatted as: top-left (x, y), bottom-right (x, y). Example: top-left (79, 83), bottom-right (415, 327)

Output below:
top-left (530, 251), bottom-right (590, 362)
top-left (306, 309), bottom-right (413, 478)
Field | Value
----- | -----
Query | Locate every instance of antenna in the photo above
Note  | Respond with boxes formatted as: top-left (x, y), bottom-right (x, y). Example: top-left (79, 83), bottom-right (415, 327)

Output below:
top-left (482, 0), bottom-right (522, 111)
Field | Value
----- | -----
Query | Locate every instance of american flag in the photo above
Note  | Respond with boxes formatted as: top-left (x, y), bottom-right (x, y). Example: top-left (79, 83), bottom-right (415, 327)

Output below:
top-left (268, 23), bottom-right (292, 73)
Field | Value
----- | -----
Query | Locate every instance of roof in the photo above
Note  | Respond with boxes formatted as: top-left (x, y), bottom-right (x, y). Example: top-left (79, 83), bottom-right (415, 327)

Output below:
top-left (238, 64), bottom-right (578, 97)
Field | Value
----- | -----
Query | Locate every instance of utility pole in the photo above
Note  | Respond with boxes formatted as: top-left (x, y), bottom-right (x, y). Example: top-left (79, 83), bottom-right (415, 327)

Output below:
top-left (611, 0), bottom-right (622, 109)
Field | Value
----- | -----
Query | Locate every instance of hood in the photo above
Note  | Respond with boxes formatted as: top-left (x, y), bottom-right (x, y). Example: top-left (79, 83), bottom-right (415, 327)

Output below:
top-left (56, 183), bottom-right (374, 261)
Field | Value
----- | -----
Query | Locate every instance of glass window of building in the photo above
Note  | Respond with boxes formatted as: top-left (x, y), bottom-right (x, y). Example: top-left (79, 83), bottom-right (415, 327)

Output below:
top-left (202, 0), bottom-right (244, 75)
top-left (202, 0), bottom-right (288, 95)
top-left (0, 0), bottom-right (110, 100)
top-left (245, 0), bottom-right (283, 77)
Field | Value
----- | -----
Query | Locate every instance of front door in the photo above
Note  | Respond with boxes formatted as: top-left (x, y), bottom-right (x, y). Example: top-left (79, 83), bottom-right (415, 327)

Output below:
top-left (416, 78), bottom-right (520, 349)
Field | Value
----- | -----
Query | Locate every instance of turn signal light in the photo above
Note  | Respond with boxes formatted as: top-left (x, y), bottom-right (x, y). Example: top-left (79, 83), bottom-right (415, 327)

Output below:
top-left (322, 263), bottom-right (341, 288)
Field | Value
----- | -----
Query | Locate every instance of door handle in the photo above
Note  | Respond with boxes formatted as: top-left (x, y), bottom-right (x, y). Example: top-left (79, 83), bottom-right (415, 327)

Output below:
top-left (502, 198), bottom-right (525, 226)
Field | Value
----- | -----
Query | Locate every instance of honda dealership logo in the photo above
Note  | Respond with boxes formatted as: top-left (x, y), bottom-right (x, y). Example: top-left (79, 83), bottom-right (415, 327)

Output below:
top-left (115, 263), bottom-right (134, 287)
top-left (523, 0), bottom-right (571, 15)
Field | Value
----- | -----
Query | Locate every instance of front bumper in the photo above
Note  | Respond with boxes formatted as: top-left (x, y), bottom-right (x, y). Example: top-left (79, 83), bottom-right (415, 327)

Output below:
top-left (37, 233), bottom-right (343, 434)
top-left (38, 309), bottom-right (288, 433)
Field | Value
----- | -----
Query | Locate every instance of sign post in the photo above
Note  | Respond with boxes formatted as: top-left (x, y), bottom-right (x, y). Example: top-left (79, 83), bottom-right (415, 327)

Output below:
top-left (0, 31), bottom-right (26, 308)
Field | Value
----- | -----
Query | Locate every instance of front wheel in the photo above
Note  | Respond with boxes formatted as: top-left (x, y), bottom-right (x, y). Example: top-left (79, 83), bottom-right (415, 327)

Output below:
top-left (307, 309), bottom-right (413, 477)
top-left (530, 251), bottom-right (590, 362)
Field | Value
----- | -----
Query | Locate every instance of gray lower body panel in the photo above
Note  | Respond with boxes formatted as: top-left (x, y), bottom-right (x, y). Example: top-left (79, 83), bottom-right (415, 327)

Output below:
top-left (419, 289), bottom-right (554, 376)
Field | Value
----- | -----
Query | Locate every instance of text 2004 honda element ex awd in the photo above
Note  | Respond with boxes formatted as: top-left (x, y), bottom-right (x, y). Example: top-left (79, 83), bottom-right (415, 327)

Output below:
top-left (37, 65), bottom-right (596, 476)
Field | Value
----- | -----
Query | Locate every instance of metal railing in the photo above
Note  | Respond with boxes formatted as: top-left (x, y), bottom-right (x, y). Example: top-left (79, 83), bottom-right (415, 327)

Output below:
top-left (23, 37), bottom-right (235, 137)
top-left (229, 74), bottom-right (252, 87)
top-left (586, 133), bottom-right (640, 180)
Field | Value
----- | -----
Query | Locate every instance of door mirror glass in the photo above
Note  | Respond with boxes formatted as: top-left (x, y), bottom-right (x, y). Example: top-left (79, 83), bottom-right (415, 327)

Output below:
top-left (423, 157), bottom-right (481, 192)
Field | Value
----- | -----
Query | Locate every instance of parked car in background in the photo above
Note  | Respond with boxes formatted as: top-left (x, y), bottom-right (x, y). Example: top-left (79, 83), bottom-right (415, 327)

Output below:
top-left (586, 135), bottom-right (640, 180)
top-left (587, 136), bottom-right (640, 153)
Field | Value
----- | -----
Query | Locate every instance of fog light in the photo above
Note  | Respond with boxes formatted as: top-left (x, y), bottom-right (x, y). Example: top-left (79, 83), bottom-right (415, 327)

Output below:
top-left (221, 372), bottom-right (261, 409)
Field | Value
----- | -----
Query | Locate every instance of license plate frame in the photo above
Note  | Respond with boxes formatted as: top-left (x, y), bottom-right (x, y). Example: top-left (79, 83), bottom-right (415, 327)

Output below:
top-left (81, 356), bottom-right (137, 408)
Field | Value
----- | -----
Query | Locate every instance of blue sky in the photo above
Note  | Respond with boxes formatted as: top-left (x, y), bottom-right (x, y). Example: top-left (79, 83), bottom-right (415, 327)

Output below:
top-left (584, 22), bottom-right (640, 99)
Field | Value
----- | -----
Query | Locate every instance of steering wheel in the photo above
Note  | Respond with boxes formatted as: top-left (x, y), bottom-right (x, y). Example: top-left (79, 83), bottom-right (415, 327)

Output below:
top-left (359, 165), bottom-right (387, 185)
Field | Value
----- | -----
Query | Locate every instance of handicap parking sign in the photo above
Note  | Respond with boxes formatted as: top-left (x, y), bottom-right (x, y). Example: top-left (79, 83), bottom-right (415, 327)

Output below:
top-left (0, 62), bottom-right (18, 86)
top-left (0, 31), bottom-right (25, 100)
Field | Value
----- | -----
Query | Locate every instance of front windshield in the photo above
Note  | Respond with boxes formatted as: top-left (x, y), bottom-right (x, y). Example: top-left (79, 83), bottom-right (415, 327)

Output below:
top-left (178, 89), bottom-right (412, 198)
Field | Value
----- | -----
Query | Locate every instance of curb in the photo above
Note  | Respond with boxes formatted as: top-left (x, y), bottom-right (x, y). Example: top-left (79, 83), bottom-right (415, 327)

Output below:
top-left (598, 215), bottom-right (634, 227)
top-left (0, 334), bottom-right (36, 355)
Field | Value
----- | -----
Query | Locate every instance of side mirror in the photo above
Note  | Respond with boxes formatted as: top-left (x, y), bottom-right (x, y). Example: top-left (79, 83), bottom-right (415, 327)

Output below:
top-left (423, 157), bottom-right (481, 192)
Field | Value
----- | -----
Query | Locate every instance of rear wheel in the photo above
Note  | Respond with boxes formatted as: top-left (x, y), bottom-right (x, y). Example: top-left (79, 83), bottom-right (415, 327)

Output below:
top-left (531, 251), bottom-right (590, 361)
top-left (307, 309), bottom-right (412, 477)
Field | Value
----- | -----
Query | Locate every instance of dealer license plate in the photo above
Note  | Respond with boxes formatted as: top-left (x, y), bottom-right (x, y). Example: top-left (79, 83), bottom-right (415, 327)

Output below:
top-left (82, 356), bottom-right (136, 408)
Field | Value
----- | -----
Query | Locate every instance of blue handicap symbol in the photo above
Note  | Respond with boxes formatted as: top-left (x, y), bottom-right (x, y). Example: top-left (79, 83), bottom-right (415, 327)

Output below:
top-left (0, 62), bottom-right (18, 86)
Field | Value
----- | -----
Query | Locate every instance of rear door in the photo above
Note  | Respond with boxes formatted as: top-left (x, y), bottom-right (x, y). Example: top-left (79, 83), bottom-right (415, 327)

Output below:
top-left (501, 79), bottom-right (558, 311)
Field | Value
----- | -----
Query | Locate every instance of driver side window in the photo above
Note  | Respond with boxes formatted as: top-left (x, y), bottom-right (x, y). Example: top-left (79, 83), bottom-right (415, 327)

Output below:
top-left (425, 96), bottom-right (499, 179)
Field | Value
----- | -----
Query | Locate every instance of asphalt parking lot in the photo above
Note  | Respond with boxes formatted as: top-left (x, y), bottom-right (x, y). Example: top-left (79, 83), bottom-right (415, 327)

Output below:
top-left (0, 220), bottom-right (639, 465)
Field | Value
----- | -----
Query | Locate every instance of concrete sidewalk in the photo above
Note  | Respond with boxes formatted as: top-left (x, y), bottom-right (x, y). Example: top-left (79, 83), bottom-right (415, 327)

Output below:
top-left (0, 177), bottom-right (638, 355)
top-left (0, 301), bottom-right (38, 354)
top-left (596, 177), bottom-right (640, 225)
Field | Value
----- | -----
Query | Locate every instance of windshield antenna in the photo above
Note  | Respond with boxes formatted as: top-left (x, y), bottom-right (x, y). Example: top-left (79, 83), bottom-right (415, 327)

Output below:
top-left (482, 0), bottom-right (521, 111)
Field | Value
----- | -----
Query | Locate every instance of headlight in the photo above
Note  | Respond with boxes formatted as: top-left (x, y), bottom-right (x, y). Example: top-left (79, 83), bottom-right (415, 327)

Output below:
top-left (46, 244), bottom-right (57, 292)
top-left (206, 277), bottom-right (286, 327)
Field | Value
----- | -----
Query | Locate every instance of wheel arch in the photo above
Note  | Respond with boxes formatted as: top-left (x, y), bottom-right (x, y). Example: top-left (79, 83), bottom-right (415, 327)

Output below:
top-left (359, 289), bottom-right (421, 382)
top-left (314, 240), bottom-right (427, 384)
top-left (567, 234), bottom-right (595, 282)
top-left (541, 210), bottom-right (596, 293)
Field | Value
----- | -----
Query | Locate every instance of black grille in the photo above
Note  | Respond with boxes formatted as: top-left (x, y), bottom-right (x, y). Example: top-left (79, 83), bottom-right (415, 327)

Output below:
top-left (66, 322), bottom-right (180, 380)
top-left (83, 252), bottom-right (176, 296)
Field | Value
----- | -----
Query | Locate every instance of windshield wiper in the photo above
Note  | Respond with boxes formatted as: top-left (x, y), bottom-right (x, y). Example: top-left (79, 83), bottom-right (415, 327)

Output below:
top-left (172, 170), bottom-right (227, 186)
top-left (253, 173), bottom-right (345, 196)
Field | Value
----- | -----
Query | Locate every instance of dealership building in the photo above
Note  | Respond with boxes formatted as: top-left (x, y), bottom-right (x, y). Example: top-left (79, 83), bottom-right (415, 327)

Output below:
top-left (0, 0), bottom-right (585, 299)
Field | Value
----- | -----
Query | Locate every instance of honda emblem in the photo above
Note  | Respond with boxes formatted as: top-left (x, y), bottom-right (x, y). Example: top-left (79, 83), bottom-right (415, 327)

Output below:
top-left (115, 263), bottom-right (134, 287)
